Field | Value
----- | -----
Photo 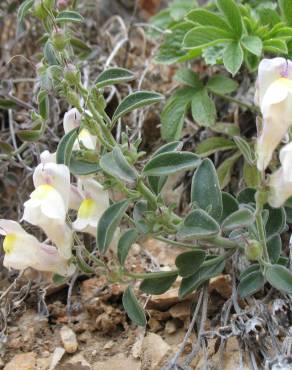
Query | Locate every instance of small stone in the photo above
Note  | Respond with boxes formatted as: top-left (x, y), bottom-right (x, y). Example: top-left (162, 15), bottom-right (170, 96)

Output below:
top-left (103, 340), bottom-right (115, 350)
top-left (141, 333), bottom-right (171, 370)
top-left (66, 354), bottom-right (92, 369)
top-left (4, 352), bottom-right (37, 370)
top-left (209, 274), bottom-right (232, 299)
top-left (165, 320), bottom-right (177, 335)
top-left (93, 353), bottom-right (140, 370)
top-left (60, 326), bottom-right (78, 353)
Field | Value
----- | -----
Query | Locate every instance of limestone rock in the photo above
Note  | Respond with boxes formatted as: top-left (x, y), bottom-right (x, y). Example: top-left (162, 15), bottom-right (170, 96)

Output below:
top-left (141, 333), bottom-right (171, 370)
top-left (60, 326), bottom-right (78, 354)
top-left (4, 352), bottom-right (37, 370)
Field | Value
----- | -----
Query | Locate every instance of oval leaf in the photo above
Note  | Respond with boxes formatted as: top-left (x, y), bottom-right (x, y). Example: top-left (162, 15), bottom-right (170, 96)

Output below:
top-left (56, 11), bottom-right (84, 23)
top-left (56, 128), bottom-right (78, 165)
top-left (139, 271), bottom-right (178, 295)
top-left (122, 286), bottom-right (146, 326)
top-left (117, 228), bottom-right (138, 266)
top-left (175, 250), bottom-right (206, 277)
top-left (238, 271), bottom-right (265, 298)
top-left (112, 91), bottom-right (163, 124)
top-left (265, 265), bottom-right (292, 294)
top-left (95, 67), bottom-right (136, 88)
top-left (222, 208), bottom-right (254, 231)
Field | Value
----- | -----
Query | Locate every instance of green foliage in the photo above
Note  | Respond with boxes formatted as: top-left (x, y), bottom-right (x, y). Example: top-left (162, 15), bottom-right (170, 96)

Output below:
top-left (122, 286), bottom-right (146, 326)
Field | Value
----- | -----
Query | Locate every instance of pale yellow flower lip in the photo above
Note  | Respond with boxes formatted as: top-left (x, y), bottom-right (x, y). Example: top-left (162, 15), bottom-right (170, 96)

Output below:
top-left (77, 198), bottom-right (98, 218)
top-left (3, 234), bottom-right (17, 253)
top-left (31, 184), bottom-right (54, 200)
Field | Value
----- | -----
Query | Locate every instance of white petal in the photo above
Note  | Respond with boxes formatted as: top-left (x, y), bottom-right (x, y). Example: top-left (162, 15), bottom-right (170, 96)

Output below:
top-left (0, 220), bottom-right (28, 236)
top-left (268, 168), bottom-right (292, 208)
top-left (40, 190), bottom-right (66, 220)
top-left (63, 108), bottom-right (81, 133)
top-left (69, 185), bottom-right (83, 210)
top-left (40, 150), bottom-right (56, 164)
top-left (78, 178), bottom-right (109, 209)
top-left (78, 129), bottom-right (97, 150)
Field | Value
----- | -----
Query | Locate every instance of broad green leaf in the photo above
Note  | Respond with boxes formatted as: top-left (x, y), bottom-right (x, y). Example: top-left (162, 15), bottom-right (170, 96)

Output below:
top-left (76, 249), bottom-right (94, 274)
top-left (97, 200), bottom-right (129, 254)
top-left (0, 142), bottom-right (14, 154)
top-left (139, 271), bottom-right (178, 295)
top-left (161, 87), bottom-right (195, 141)
top-left (100, 148), bottom-right (137, 183)
top-left (239, 264), bottom-right (260, 281)
top-left (191, 89), bottom-right (216, 127)
top-left (174, 68), bottom-right (203, 88)
top-left (122, 286), bottom-right (146, 326)
top-left (237, 187), bottom-right (256, 204)
top-left (44, 41), bottom-right (60, 65)
top-left (177, 209), bottom-right (220, 240)
top-left (220, 192), bottom-right (239, 222)
top-left (186, 9), bottom-right (233, 33)
top-left (169, 0), bottom-right (198, 20)
top-left (143, 152), bottom-right (200, 176)
top-left (56, 128), bottom-right (78, 166)
top-left (179, 257), bottom-right (225, 298)
top-left (196, 137), bottom-right (236, 157)
top-left (233, 136), bottom-right (254, 165)
top-left (70, 37), bottom-right (92, 53)
top-left (38, 90), bottom-right (49, 120)
top-left (175, 250), bottom-right (206, 277)
top-left (183, 26), bottom-right (232, 49)
top-left (0, 99), bottom-right (17, 109)
top-left (243, 161), bottom-right (260, 188)
top-left (52, 274), bottom-right (67, 285)
top-left (95, 68), bottom-right (136, 89)
top-left (264, 206), bottom-right (286, 237)
top-left (191, 158), bottom-right (222, 220)
top-left (17, 121), bottom-right (45, 142)
top-left (202, 45), bottom-right (224, 65)
top-left (265, 264), bottom-right (292, 294)
top-left (211, 122), bottom-right (240, 136)
top-left (117, 229), bottom-right (138, 266)
top-left (238, 271), bottom-right (265, 298)
top-left (263, 39), bottom-right (288, 54)
top-left (69, 155), bottom-right (100, 176)
top-left (267, 234), bottom-right (282, 264)
top-left (112, 91), bottom-right (163, 124)
top-left (56, 11), bottom-right (84, 23)
top-left (17, 0), bottom-right (34, 25)
top-left (258, 8), bottom-right (281, 26)
top-left (206, 75), bottom-right (238, 95)
top-left (216, 0), bottom-right (243, 37)
top-left (133, 201), bottom-right (149, 234)
top-left (241, 36), bottom-right (262, 56)
top-left (217, 151), bottom-right (241, 189)
top-left (222, 208), bottom-right (254, 231)
top-left (223, 42), bottom-right (243, 75)
top-left (279, 0), bottom-right (292, 26)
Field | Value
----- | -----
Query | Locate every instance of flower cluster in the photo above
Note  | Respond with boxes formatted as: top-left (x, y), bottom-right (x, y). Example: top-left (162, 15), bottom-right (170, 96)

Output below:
top-left (255, 58), bottom-right (292, 207)
top-left (1, 109), bottom-right (108, 276)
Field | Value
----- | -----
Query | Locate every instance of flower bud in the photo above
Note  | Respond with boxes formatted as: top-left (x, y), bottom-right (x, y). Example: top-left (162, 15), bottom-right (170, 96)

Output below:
top-left (245, 240), bottom-right (263, 261)
top-left (57, 0), bottom-right (70, 9)
top-left (67, 91), bottom-right (82, 111)
top-left (51, 29), bottom-right (69, 51)
top-left (34, 0), bottom-right (47, 19)
top-left (64, 64), bottom-right (80, 86)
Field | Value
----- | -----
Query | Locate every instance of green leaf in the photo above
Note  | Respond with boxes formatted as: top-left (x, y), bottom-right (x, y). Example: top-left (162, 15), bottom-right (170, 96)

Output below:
top-left (191, 158), bottom-right (222, 220)
top-left (237, 187), bottom-right (256, 204)
top-left (241, 36), bottom-right (262, 56)
top-left (139, 271), bottom-right (178, 295)
top-left (186, 9), bottom-right (233, 33)
top-left (223, 42), bottom-right (243, 75)
top-left (179, 257), bottom-right (225, 298)
top-left (161, 87), bottom-right (195, 141)
top-left (17, 0), bottom-right (34, 25)
top-left (267, 234), bottom-right (282, 264)
top-left (133, 201), bottom-right (149, 234)
top-left (177, 209), bottom-right (220, 240)
top-left (243, 161), bottom-right (261, 188)
top-left (0, 99), bottom-right (17, 109)
top-left (174, 68), bottom-right (203, 88)
top-left (191, 89), bottom-right (216, 127)
top-left (44, 41), bottom-right (60, 66)
top-left (97, 200), bottom-right (129, 254)
top-left (38, 90), bottom-right (49, 120)
top-left (17, 121), bottom-right (45, 142)
top-left (258, 8), bottom-right (281, 26)
top-left (217, 151), bottom-right (241, 189)
top-left (100, 147), bottom-right (137, 183)
top-left (263, 39), bottom-right (288, 54)
top-left (233, 136), bottom-right (254, 165)
top-left (196, 137), bottom-right (237, 157)
top-left (122, 286), bottom-right (146, 326)
top-left (56, 128), bottom-right (78, 166)
top-left (175, 250), bottom-right (206, 277)
top-left (216, 0), bottom-right (243, 37)
top-left (52, 273), bottom-right (67, 285)
top-left (220, 192), bottom-right (239, 222)
top-left (70, 37), bottom-right (92, 53)
top-left (265, 264), bottom-right (292, 294)
top-left (117, 229), bottom-right (138, 266)
top-left (69, 155), bottom-right (101, 176)
top-left (221, 208), bottom-right (254, 231)
top-left (0, 142), bottom-right (14, 154)
top-left (56, 11), bottom-right (84, 23)
top-left (239, 264), bottom-right (260, 281)
top-left (95, 68), bottom-right (136, 89)
top-left (211, 122), bottom-right (240, 137)
top-left (206, 75), bottom-right (238, 95)
top-left (279, 0), bottom-right (292, 26)
top-left (264, 206), bottom-right (286, 238)
top-left (112, 91), bottom-right (163, 124)
top-left (183, 26), bottom-right (232, 49)
top-left (76, 249), bottom-right (94, 274)
top-left (238, 271), bottom-right (265, 298)
top-left (143, 152), bottom-right (200, 176)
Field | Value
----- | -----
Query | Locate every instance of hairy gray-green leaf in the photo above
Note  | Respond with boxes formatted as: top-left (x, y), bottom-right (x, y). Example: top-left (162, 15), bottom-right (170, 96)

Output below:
top-left (56, 10), bottom-right (84, 23)
top-left (267, 234), bottom-right (282, 264)
top-left (238, 271), bottom-right (265, 298)
top-left (265, 265), bottom-right (292, 294)
top-left (191, 158), bottom-right (222, 220)
top-left (175, 250), bottom-right (206, 277)
top-left (112, 91), bottom-right (163, 124)
top-left (233, 136), bottom-right (254, 165)
top-left (143, 152), bottom-right (200, 176)
top-left (122, 286), bottom-right (146, 326)
top-left (97, 200), bottom-right (129, 254)
top-left (221, 208), bottom-right (254, 231)
top-left (139, 271), bottom-right (178, 295)
top-left (191, 89), bottom-right (216, 127)
top-left (95, 67), bottom-right (136, 88)
top-left (196, 137), bottom-right (237, 157)
top-left (56, 128), bottom-right (78, 166)
top-left (220, 192), bottom-right (239, 222)
top-left (217, 151), bottom-right (241, 189)
top-left (177, 209), bottom-right (220, 240)
top-left (117, 229), bottom-right (138, 265)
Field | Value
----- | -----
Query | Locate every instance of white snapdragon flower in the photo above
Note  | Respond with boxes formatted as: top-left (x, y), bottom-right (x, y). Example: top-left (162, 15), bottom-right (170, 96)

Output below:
top-left (63, 108), bottom-right (97, 150)
top-left (268, 142), bottom-right (292, 208)
top-left (255, 58), bottom-right (292, 171)
top-left (0, 220), bottom-right (74, 276)
top-left (22, 159), bottom-right (72, 258)
top-left (72, 178), bottom-right (109, 236)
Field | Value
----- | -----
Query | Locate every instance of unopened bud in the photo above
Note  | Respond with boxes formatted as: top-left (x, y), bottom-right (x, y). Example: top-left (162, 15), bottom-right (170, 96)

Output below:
top-left (34, 0), bottom-right (47, 19)
top-left (57, 0), bottom-right (70, 9)
top-left (64, 64), bottom-right (80, 86)
top-left (51, 29), bottom-right (69, 51)
top-left (67, 91), bottom-right (82, 111)
top-left (245, 240), bottom-right (263, 261)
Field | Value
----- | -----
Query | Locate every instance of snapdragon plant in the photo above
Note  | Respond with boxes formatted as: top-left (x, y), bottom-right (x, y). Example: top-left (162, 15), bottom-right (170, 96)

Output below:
top-left (1, 0), bottom-right (292, 327)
